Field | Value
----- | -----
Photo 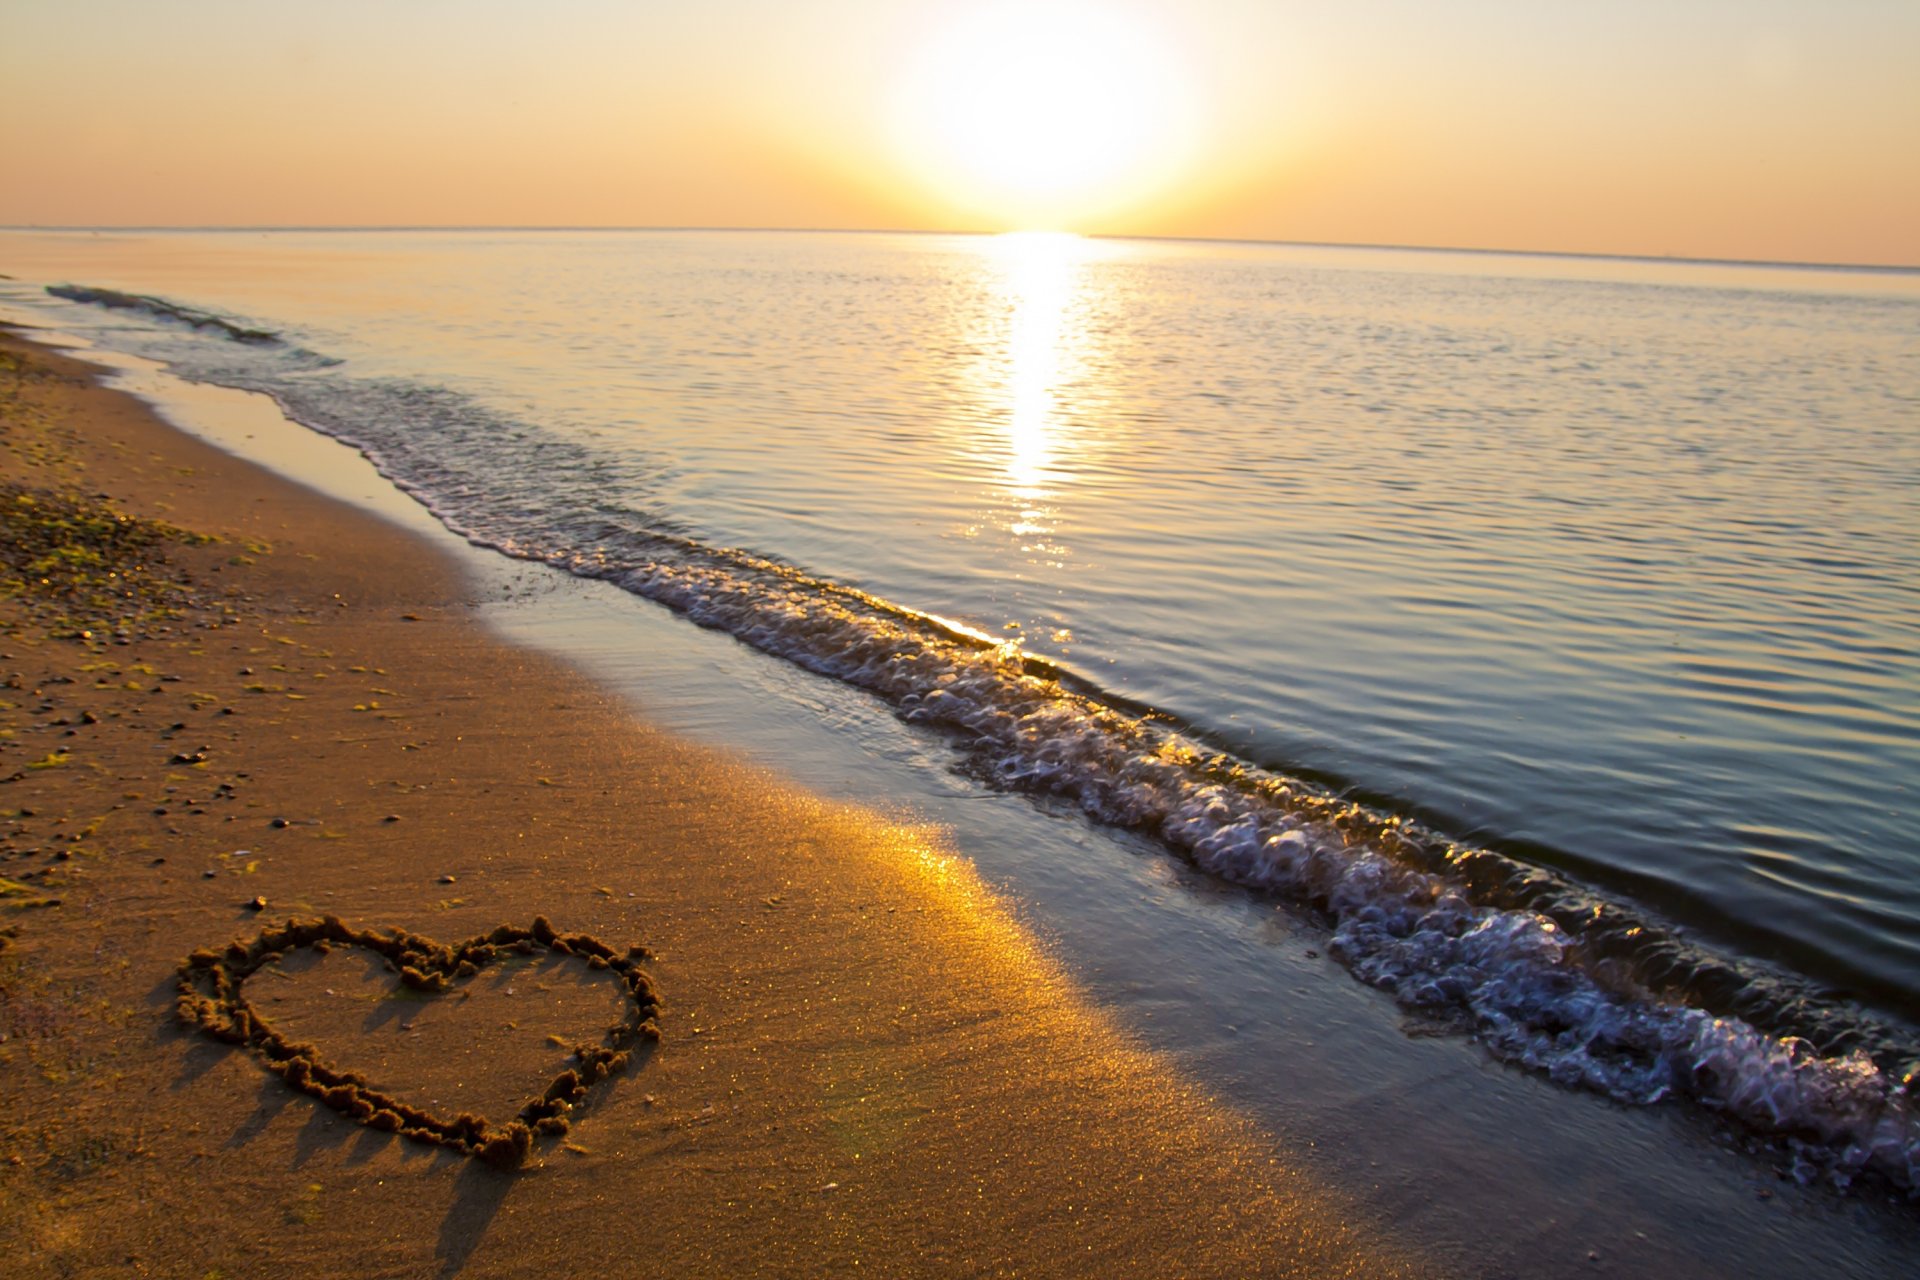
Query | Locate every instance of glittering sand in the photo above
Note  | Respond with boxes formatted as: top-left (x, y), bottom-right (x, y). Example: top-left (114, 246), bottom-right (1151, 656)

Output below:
top-left (0, 329), bottom-right (1420, 1277)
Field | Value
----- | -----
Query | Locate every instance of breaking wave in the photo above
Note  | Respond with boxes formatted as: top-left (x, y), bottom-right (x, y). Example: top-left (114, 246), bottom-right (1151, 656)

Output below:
top-left (47, 284), bottom-right (282, 345)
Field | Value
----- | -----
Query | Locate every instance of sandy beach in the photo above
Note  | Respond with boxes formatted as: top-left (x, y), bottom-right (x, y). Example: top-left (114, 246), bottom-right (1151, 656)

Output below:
top-left (0, 327), bottom-right (1420, 1277)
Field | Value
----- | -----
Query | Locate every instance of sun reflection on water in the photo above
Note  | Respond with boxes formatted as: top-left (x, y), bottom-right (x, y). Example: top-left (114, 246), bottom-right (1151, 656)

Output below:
top-left (947, 230), bottom-right (1128, 642)
top-left (994, 230), bottom-right (1085, 500)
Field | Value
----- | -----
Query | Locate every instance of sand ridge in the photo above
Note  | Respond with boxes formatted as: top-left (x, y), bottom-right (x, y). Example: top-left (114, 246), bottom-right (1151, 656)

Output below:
top-left (176, 914), bottom-right (660, 1168)
top-left (0, 329), bottom-right (1422, 1277)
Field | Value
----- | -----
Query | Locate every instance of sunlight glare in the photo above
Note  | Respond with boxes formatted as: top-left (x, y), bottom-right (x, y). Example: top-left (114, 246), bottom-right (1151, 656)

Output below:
top-left (891, 3), bottom-right (1198, 230)
top-left (998, 232), bottom-right (1080, 493)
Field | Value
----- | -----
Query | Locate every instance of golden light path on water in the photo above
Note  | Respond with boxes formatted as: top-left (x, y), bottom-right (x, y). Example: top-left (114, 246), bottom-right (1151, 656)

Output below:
top-left (1000, 232), bottom-right (1077, 498)
top-left (977, 231), bottom-right (1107, 559)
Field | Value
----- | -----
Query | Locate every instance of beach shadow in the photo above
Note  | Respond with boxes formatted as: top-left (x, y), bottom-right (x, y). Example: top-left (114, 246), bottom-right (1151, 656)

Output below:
top-left (151, 970), bottom-right (230, 1077)
top-left (170, 1036), bottom-right (236, 1089)
top-left (226, 1072), bottom-right (299, 1149)
top-left (577, 1037), bottom-right (657, 1120)
top-left (344, 1125), bottom-right (399, 1167)
top-left (146, 970), bottom-right (185, 1009)
top-left (435, 1159), bottom-right (517, 1277)
top-left (292, 1096), bottom-right (357, 1167)
top-left (360, 958), bottom-right (423, 1032)
top-left (270, 945), bottom-right (329, 977)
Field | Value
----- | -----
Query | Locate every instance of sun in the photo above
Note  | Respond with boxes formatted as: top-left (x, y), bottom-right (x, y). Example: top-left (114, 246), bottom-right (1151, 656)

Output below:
top-left (889, 2), bottom-right (1198, 231)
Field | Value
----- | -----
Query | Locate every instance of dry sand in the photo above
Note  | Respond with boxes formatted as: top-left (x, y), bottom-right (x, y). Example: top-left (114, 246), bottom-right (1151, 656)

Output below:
top-left (0, 329), bottom-right (1423, 1277)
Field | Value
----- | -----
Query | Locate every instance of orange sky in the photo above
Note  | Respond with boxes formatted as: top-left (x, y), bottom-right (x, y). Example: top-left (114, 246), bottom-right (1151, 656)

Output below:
top-left (4, 0), bottom-right (1916, 266)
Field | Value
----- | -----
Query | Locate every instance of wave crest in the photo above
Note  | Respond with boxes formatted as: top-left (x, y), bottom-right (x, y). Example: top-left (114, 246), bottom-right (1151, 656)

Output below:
top-left (47, 284), bottom-right (281, 345)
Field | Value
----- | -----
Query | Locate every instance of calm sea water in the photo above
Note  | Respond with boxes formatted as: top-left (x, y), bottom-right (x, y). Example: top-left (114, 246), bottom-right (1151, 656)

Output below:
top-left (3, 229), bottom-right (1918, 1185)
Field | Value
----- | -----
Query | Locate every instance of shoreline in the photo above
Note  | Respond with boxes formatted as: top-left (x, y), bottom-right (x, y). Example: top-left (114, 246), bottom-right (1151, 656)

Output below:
top-left (5, 240), bottom-right (1920, 1277)
top-left (0, 328), bottom-right (1416, 1275)
top-left (7, 241), bottom-right (1918, 1053)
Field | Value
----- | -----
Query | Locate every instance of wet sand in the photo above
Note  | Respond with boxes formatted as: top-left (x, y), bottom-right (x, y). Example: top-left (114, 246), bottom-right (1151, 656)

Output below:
top-left (0, 328), bottom-right (1422, 1277)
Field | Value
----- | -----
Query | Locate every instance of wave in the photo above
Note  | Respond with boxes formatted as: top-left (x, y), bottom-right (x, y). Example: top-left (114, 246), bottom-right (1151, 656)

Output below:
top-left (498, 529), bottom-right (1920, 1192)
top-left (46, 284), bottom-right (282, 345)
top-left (61, 307), bottom-right (1920, 1194)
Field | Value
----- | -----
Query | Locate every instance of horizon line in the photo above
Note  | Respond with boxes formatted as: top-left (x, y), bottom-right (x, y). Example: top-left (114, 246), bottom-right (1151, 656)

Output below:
top-left (1, 223), bottom-right (1915, 276)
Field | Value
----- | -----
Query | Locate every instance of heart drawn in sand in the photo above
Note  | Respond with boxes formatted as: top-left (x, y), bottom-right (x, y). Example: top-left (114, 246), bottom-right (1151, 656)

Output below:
top-left (175, 915), bottom-right (660, 1169)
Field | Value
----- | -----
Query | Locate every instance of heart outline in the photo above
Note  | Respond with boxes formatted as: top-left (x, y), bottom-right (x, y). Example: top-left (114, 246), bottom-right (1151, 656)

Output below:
top-left (176, 914), bottom-right (660, 1168)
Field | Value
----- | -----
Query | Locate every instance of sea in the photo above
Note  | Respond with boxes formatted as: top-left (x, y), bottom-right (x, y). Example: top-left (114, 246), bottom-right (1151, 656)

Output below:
top-left (3, 228), bottom-right (1917, 1272)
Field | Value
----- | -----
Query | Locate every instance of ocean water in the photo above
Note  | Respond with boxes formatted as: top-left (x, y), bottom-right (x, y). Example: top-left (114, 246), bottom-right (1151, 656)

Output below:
top-left (3, 228), bottom-right (1918, 1195)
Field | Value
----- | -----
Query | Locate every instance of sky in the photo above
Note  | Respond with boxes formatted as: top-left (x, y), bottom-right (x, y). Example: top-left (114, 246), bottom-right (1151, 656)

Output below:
top-left (3, 0), bottom-right (1917, 265)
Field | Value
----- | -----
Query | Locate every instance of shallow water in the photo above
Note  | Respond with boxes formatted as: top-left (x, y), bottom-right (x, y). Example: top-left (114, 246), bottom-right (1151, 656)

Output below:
top-left (40, 327), bottom-right (1920, 1275)
top-left (3, 228), bottom-right (1918, 1194)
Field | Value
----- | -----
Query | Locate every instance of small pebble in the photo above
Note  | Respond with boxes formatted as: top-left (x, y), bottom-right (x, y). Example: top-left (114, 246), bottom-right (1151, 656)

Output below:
top-left (384, 814), bottom-right (402, 823)
top-left (202, 869), bottom-right (218, 879)
top-left (270, 817), bottom-right (290, 828)
top-left (438, 874), bottom-right (457, 885)
top-left (246, 895), bottom-right (267, 911)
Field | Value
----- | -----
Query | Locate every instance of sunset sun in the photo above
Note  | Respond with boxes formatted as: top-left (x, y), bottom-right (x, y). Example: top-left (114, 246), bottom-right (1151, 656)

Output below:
top-left (890, 2), bottom-right (1198, 230)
